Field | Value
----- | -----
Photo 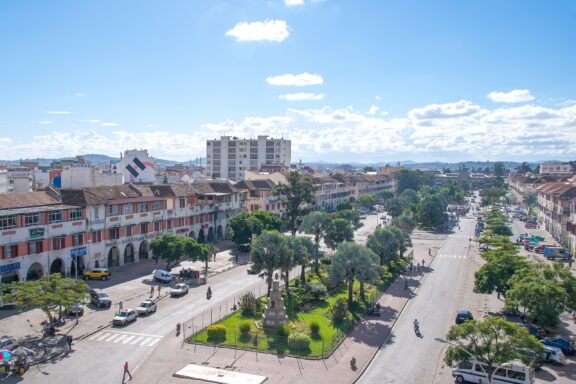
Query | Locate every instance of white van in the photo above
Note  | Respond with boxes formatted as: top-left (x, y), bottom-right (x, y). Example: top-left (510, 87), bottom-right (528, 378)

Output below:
top-left (542, 345), bottom-right (565, 365)
top-left (153, 269), bottom-right (172, 283)
top-left (452, 360), bottom-right (535, 384)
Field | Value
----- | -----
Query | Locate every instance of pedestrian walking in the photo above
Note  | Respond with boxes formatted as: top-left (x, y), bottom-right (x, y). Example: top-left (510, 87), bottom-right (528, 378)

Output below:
top-left (66, 335), bottom-right (73, 350)
top-left (150, 285), bottom-right (154, 297)
top-left (118, 301), bottom-right (123, 312)
top-left (157, 285), bottom-right (161, 297)
top-left (123, 361), bottom-right (133, 382)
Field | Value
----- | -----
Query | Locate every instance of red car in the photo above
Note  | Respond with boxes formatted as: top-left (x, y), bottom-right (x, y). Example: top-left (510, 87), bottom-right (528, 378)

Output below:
top-left (525, 223), bottom-right (538, 229)
top-left (533, 244), bottom-right (553, 254)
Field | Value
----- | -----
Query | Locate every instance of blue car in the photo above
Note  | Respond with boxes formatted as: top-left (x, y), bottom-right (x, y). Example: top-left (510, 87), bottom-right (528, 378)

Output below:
top-left (541, 337), bottom-right (575, 355)
top-left (455, 309), bottom-right (474, 324)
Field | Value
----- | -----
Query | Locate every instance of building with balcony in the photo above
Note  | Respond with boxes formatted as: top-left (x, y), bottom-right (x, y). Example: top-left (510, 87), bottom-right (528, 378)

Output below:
top-left (507, 174), bottom-right (565, 205)
top-left (0, 189), bottom-right (86, 283)
top-left (234, 179), bottom-right (281, 215)
top-left (206, 136), bottom-right (291, 181)
top-left (539, 163), bottom-right (573, 176)
top-left (536, 182), bottom-right (576, 248)
top-left (568, 200), bottom-right (576, 258)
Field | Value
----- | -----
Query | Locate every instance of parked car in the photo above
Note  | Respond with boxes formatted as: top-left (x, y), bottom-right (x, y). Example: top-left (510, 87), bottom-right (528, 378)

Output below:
top-left (524, 324), bottom-right (545, 339)
top-left (455, 309), bottom-right (474, 324)
top-left (136, 300), bottom-right (157, 316)
top-left (66, 302), bottom-right (85, 316)
top-left (541, 345), bottom-right (566, 365)
top-left (89, 288), bottom-right (112, 308)
top-left (525, 223), bottom-right (538, 229)
top-left (170, 283), bottom-right (189, 297)
top-left (247, 265), bottom-right (258, 275)
top-left (83, 268), bottom-right (110, 281)
top-left (113, 309), bottom-right (138, 326)
top-left (533, 244), bottom-right (554, 254)
top-left (541, 337), bottom-right (575, 355)
top-left (0, 336), bottom-right (19, 350)
top-left (153, 269), bottom-right (172, 283)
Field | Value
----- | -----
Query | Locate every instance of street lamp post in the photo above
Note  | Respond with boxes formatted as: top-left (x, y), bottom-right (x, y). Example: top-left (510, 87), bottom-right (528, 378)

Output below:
top-left (435, 338), bottom-right (493, 384)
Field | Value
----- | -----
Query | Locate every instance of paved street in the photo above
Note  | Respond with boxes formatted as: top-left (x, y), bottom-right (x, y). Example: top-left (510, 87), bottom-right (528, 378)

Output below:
top-left (358, 214), bottom-right (482, 384)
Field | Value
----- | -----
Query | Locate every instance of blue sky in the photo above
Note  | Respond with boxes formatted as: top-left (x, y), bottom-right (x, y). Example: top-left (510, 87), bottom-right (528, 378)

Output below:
top-left (0, 0), bottom-right (575, 163)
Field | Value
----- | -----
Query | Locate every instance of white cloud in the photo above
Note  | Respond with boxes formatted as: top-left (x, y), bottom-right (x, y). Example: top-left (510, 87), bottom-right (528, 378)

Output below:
top-left (266, 72), bottom-right (324, 87)
top-left (487, 89), bottom-right (535, 103)
top-left (38, 121), bottom-right (52, 124)
top-left (76, 92), bottom-right (85, 97)
top-left (4, 98), bottom-right (576, 162)
top-left (375, 96), bottom-right (382, 100)
top-left (285, 0), bottom-right (304, 6)
top-left (101, 122), bottom-right (119, 127)
top-left (367, 105), bottom-right (379, 115)
top-left (86, 119), bottom-right (101, 123)
top-left (45, 111), bottom-right (71, 115)
top-left (278, 93), bottom-right (325, 101)
top-left (408, 100), bottom-right (482, 120)
top-left (225, 20), bottom-right (289, 42)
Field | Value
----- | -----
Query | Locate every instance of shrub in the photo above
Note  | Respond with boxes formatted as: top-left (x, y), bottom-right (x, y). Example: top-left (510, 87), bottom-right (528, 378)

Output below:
top-left (306, 283), bottom-right (328, 301)
top-left (310, 321), bottom-right (320, 336)
top-left (329, 298), bottom-right (348, 324)
top-left (275, 324), bottom-right (290, 339)
top-left (207, 324), bottom-right (227, 341)
top-left (288, 333), bottom-right (311, 351)
top-left (239, 291), bottom-right (259, 316)
top-left (239, 321), bottom-right (251, 335)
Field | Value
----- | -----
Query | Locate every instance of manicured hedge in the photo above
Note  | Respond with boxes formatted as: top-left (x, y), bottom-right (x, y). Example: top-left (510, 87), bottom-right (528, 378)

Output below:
top-left (207, 324), bottom-right (227, 341)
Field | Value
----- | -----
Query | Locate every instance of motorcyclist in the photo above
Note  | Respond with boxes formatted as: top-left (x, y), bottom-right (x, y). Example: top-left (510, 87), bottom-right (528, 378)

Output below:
top-left (413, 319), bottom-right (420, 332)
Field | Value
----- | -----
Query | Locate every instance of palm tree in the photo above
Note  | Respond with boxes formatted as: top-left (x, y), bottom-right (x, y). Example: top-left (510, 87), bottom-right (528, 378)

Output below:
top-left (366, 227), bottom-right (397, 266)
top-left (329, 242), bottom-right (379, 308)
top-left (250, 231), bottom-right (291, 297)
top-left (288, 236), bottom-right (315, 285)
top-left (356, 249), bottom-right (380, 301)
top-left (389, 226), bottom-right (412, 259)
top-left (300, 211), bottom-right (332, 273)
top-left (523, 192), bottom-right (537, 217)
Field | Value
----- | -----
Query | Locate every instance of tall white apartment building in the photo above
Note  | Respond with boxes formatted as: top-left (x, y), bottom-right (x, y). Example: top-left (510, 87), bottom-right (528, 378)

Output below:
top-left (206, 136), bottom-right (291, 181)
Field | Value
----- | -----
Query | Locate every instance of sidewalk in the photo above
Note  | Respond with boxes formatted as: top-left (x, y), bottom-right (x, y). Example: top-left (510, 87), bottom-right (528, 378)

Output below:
top-left (132, 245), bottom-right (439, 384)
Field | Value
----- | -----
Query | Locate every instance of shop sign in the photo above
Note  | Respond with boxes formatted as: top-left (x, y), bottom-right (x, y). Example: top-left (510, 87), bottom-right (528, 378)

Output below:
top-left (71, 247), bottom-right (87, 258)
top-left (29, 228), bottom-right (44, 239)
top-left (0, 262), bottom-right (20, 273)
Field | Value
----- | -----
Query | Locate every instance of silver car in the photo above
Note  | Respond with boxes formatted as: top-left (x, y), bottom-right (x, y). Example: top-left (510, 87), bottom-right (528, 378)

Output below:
top-left (170, 283), bottom-right (189, 297)
top-left (0, 336), bottom-right (19, 350)
top-left (113, 309), bottom-right (138, 326)
top-left (136, 300), bottom-right (157, 316)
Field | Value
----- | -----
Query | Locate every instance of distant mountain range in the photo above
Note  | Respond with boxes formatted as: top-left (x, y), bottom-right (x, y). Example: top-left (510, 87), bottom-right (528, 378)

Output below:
top-left (0, 154), bottom-right (556, 171)
top-left (0, 154), bottom-right (206, 167)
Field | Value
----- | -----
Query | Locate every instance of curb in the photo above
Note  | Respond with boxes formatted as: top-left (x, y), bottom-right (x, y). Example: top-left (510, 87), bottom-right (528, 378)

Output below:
top-left (352, 250), bottom-right (438, 383)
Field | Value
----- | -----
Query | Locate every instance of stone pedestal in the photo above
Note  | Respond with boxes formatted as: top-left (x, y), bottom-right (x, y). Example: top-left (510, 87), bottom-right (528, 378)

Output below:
top-left (262, 281), bottom-right (288, 329)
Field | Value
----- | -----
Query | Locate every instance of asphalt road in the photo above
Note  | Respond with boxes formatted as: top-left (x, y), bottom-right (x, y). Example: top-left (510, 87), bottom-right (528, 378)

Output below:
top-left (21, 213), bottom-right (384, 384)
top-left (358, 209), bottom-right (484, 383)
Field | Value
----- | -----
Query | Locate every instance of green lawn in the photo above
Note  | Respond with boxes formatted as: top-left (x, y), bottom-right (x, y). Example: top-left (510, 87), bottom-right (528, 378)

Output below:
top-left (188, 270), bottom-right (396, 358)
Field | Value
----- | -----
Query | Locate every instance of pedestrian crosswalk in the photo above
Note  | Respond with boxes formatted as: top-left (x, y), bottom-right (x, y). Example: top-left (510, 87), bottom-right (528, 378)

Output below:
top-left (437, 254), bottom-right (468, 259)
top-left (450, 234), bottom-right (471, 239)
top-left (87, 330), bottom-right (163, 347)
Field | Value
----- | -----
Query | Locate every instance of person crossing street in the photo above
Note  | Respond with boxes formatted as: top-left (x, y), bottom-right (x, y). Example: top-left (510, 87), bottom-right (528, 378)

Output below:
top-left (123, 361), bottom-right (132, 382)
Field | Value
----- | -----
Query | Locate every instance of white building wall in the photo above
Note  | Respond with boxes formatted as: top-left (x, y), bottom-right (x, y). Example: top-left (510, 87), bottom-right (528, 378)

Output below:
top-left (94, 172), bottom-right (123, 187)
top-left (9, 175), bottom-right (33, 193)
top-left (0, 170), bottom-right (8, 194)
top-left (61, 166), bottom-right (93, 189)
top-left (114, 149), bottom-right (156, 184)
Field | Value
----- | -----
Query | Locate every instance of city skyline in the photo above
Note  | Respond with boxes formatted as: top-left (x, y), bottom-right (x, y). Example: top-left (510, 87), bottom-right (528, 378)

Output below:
top-left (1, 0), bottom-right (575, 162)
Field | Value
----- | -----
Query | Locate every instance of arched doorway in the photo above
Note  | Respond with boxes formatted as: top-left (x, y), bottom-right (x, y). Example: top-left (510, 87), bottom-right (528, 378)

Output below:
top-left (207, 227), bottom-right (215, 243)
top-left (1, 270), bottom-right (20, 284)
top-left (70, 257), bottom-right (85, 279)
top-left (124, 244), bottom-right (135, 264)
top-left (108, 247), bottom-right (120, 267)
top-left (26, 262), bottom-right (44, 281)
top-left (198, 228), bottom-right (206, 244)
top-left (138, 241), bottom-right (149, 260)
top-left (188, 230), bottom-right (196, 240)
top-left (224, 224), bottom-right (231, 240)
top-left (216, 225), bottom-right (223, 241)
top-left (50, 258), bottom-right (65, 275)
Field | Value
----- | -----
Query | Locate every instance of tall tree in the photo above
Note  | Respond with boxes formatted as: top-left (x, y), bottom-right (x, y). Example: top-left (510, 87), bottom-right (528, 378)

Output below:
top-left (7, 273), bottom-right (88, 324)
top-left (324, 218), bottom-right (354, 250)
top-left (366, 227), bottom-right (398, 266)
top-left (300, 211), bottom-right (332, 273)
top-left (356, 249), bottom-right (380, 301)
top-left (336, 199), bottom-right (353, 211)
top-left (150, 233), bottom-right (185, 270)
top-left (332, 209), bottom-right (363, 230)
top-left (515, 162), bottom-right (532, 175)
top-left (522, 191), bottom-right (538, 217)
top-left (394, 214), bottom-right (415, 233)
top-left (493, 161), bottom-right (506, 177)
top-left (229, 212), bottom-right (264, 245)
top-left (445, 317), bottom-right (543, 383)
top-left (288, 236), bottom-right (315, 285)
top-left (389, 226), bottom-right (412, 258)
top-left (278, 239), bottom-right (296, 297)
top-left (273, 172), bottom-right (316, 236)
top-left (356, 194), bottom-right (377, 211)
top-left (474, 252), bottom-right (529, 299)
top-left (329, 242), bottom-right (379, 308)
top-left (250, 231), bottom-right (291, 297)
top-left (384, 197), bottom-right (403, 218)
top-left (417, 195), bottom-right (446, 228)
top-left (251, 211), bottom-right (283, 232)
